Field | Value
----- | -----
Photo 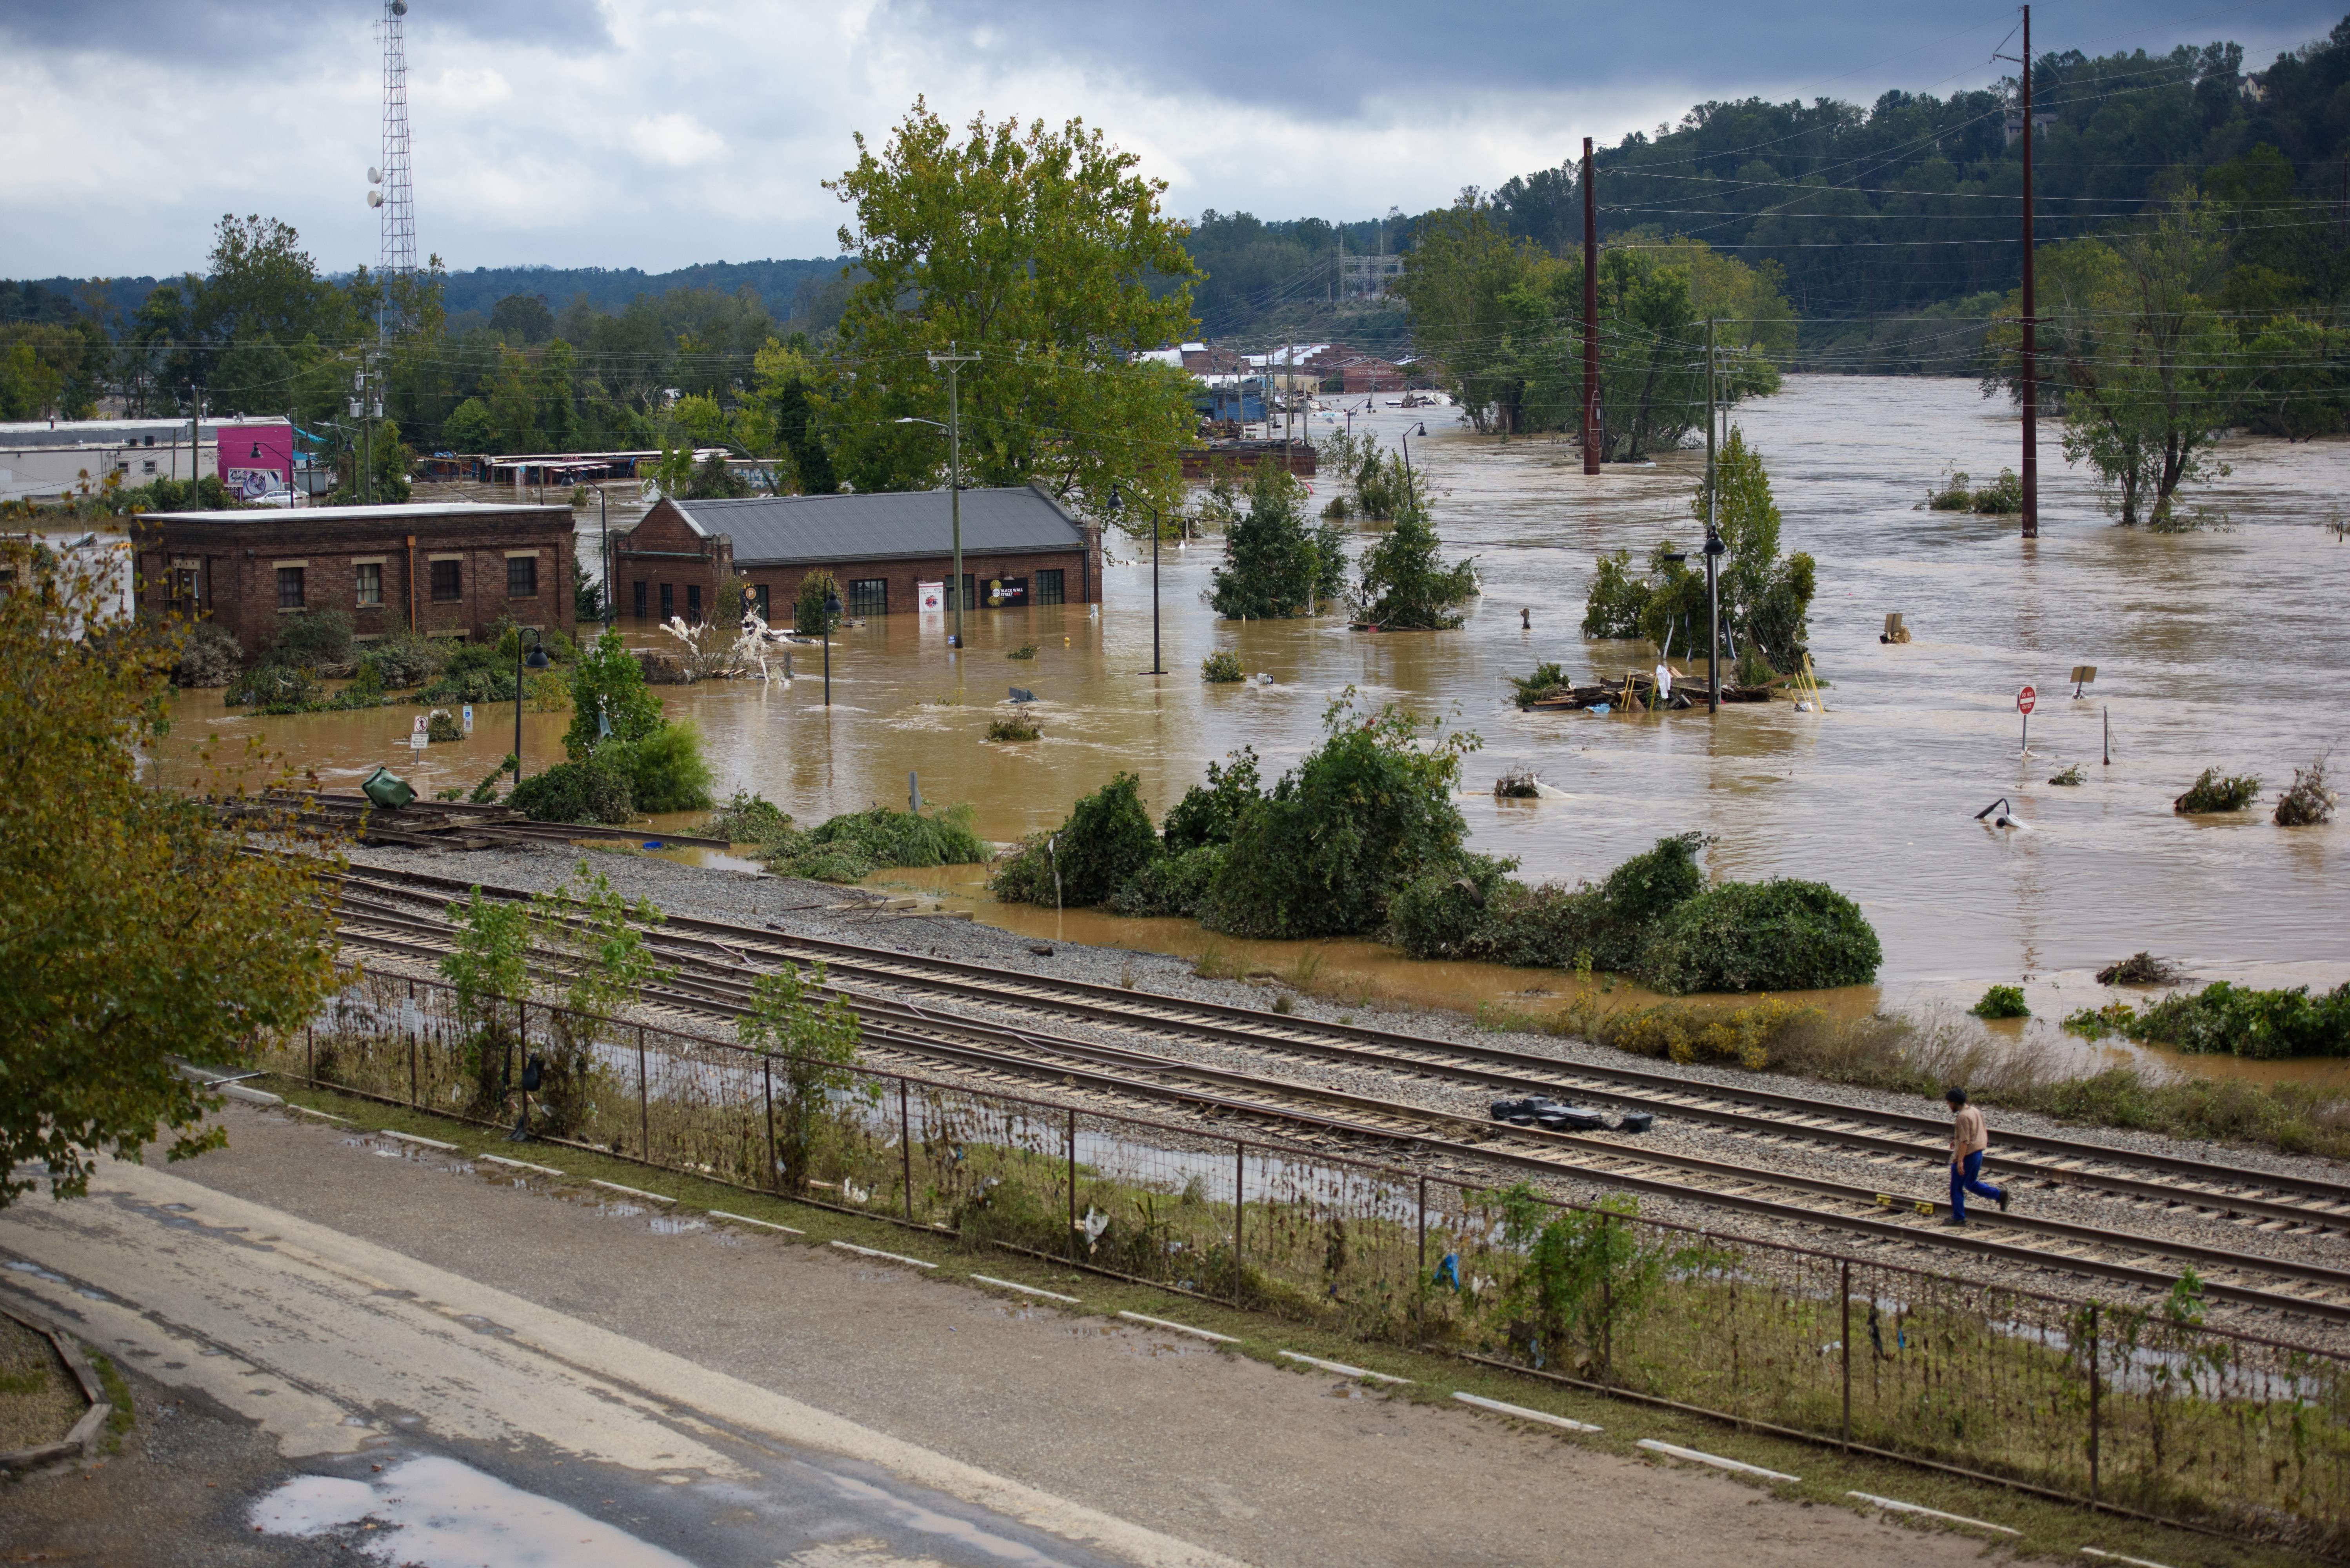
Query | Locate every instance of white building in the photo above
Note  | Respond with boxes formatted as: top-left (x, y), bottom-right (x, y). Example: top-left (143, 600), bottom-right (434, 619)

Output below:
top-left (0, 416), bottom-right (294, 505)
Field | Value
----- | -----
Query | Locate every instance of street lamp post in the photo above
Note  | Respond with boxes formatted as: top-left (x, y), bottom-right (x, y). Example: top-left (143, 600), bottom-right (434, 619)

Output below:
top-left (822, 587), bottom-right (841, 706)
top-left (1107, 487), bottom-right (1165, 675)
top-left (896, 393), bottom-right (971, 651)
top-left (514, 629), bottom-right (551, 782)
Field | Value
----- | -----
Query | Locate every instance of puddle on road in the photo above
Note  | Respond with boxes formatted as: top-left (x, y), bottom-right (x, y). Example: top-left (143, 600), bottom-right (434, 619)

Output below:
top-left (251, 1453), bottom-right (693, 1568)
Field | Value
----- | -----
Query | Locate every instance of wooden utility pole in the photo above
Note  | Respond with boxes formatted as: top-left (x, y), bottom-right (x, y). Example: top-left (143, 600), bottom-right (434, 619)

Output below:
top-left (2020, 4), bottom-right (2039, 540)
top-left (1582, 137), bottom-right (1600, 474)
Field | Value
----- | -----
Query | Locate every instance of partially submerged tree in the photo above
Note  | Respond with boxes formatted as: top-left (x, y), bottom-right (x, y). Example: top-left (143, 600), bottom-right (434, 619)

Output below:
top-left (1352, 497), bottom-right (1478, 630)
top-left (1582, 427), bottom-right (1813, 671)
top-left (0, 541), bottom-right (340, 1206)
top-left (821, 99), bottom-right (1201, 521)
top-left (1207, 463), bottom-right (1347, 618)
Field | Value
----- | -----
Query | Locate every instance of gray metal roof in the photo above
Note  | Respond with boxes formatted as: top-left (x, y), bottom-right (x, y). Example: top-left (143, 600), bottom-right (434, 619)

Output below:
top-left (673, 485), bottom-right (1085, 567)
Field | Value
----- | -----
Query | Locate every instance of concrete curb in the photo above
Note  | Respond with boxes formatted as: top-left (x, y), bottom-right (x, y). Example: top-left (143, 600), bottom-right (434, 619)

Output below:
top-left (0, 1303), bottom-right (111, 1471)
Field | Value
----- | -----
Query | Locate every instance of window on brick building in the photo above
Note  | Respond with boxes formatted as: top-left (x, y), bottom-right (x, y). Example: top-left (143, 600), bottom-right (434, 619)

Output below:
top-left (1033, 569), bottom-right (1065, 606)
top-left (660, 582), bottom-right (674, 619)
top-left (431, 560), bottom-right (462, 601)
top-left (507, 556), bottom-right (537, 598)
top-left (753, 584), bottom-right (770, 622)
top-left (276, 567), bottom-right (304, 609)
top-left (686, 584), bottom-right (702, 622)
top-left (634, 581), bottom-right (647, 619)
top-left (847, 578), bottom-right (887, 617)
top-left (355, 563), bottom-right (382, 606)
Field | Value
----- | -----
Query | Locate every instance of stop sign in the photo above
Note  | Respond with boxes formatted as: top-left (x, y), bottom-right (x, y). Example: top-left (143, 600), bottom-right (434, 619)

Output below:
top-left (2018, 685), bottom-right (2037, 715)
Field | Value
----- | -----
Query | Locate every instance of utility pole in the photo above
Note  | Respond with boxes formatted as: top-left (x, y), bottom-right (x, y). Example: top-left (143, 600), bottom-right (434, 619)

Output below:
top-left (928, 344), bottom-right (978, 649)
top-left (1581, 137), bottom-right (1600, 475)
top-left (1704, 319), bottom-right (1723, 715)
top-left (2019, 4), bottom-right (2039, 540)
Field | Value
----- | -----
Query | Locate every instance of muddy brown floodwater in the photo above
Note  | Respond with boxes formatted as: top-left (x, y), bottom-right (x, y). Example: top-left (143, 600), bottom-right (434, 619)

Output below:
top-left (159, 376), bottom-right (2349, 1087)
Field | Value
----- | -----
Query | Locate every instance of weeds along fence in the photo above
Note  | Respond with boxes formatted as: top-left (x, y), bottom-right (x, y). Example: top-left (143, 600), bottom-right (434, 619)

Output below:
top-left (278, 967), bottom-right (2348, 1552)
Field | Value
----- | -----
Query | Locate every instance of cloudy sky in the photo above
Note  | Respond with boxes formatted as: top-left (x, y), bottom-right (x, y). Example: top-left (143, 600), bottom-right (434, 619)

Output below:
top-left (2, 0), bottom-right (2340, 280)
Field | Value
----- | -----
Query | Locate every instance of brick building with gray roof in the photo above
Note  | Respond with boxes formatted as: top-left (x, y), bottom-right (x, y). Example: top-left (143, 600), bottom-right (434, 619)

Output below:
top-left (611, 482), bottom-right (1100, 627)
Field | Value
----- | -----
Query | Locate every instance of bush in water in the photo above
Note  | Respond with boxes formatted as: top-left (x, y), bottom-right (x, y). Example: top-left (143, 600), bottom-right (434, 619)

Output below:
top-left (1108, 844), bottom-right (1225, 919)
top-left (509, 749), bottom-right (635, 825)
top-left (991, 774), bottom-right (1158, 908)
top-left (171, 622), bottom-right (245, 687)
top-left (1971, 985), bottom-right (2031, 1019)
top-left (1636, 879), bottom-right (1881, 995)
top-left (764, 804), bottom-right (988, 885)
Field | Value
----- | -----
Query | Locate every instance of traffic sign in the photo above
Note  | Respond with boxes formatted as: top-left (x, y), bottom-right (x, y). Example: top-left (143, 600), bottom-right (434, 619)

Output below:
top-left (2017, 685), bottom-right (2036, 715)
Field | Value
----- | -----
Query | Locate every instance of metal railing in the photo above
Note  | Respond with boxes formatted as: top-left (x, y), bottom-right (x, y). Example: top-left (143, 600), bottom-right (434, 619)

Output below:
top-left (269, 967), bottom-right (2348, 1553)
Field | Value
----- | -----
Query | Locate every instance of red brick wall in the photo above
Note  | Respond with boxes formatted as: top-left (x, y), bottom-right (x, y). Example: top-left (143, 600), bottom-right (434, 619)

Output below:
top-left (610, 500), bottom-right (732, 624)
top-left (736, 549), bottom-right (1091, 628)
top-left (135, 510), bottom-right (576, 658)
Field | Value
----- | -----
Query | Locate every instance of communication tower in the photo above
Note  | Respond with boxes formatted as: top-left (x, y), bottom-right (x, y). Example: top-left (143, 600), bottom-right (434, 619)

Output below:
top-left (373, 0), bottom-right (416, 277)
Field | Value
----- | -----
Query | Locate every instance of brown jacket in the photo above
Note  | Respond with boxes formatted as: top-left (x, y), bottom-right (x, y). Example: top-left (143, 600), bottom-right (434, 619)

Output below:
top-left (1950, 1104), bottom-right (1989, 1161)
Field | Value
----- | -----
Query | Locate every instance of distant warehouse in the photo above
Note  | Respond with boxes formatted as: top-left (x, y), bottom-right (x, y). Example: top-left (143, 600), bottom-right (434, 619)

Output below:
top-left (614, 483), bottom-right (1101, 626)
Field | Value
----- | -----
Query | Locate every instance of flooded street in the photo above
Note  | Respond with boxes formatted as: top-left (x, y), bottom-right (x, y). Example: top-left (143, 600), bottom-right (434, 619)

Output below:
top-left (162, 375), bottom-right (2348, 1082)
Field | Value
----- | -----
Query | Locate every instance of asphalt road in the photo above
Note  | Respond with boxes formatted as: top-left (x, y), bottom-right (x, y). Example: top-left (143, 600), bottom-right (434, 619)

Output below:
top-left (0, 1155), bottom-right (1221, 1568)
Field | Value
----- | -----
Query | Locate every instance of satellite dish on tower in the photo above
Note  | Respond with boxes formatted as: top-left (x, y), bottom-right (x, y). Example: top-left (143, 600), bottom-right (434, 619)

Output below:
top-left (390, 0), bottom-right (408, 14)
top-left (368, 167), bottom-right (382, 184)
top-left (367, 191), bottom-right (385, 208)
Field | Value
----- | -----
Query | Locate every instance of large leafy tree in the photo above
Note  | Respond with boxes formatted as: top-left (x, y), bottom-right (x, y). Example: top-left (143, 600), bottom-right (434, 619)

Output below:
top-left (820, 100), bottom-right (1201, 522)
top-left (1205, 463), bottom-right (1347, 619)
top-left (1991, 196), bottom-right (2238, 525)
top-left (0, 542), bottom-right (340, 1206)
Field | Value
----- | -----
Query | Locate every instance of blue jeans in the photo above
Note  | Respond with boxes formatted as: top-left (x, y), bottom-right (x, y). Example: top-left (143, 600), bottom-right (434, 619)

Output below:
top-left (1951, 1150), bottom-right (2003, 1221)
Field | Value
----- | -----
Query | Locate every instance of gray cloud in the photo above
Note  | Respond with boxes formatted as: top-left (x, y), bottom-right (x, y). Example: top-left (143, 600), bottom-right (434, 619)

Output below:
top-left (0, 0), bottom-right (609, 58)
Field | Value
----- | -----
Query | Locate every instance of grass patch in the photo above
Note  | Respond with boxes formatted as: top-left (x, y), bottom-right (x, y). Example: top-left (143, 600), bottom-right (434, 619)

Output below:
top-left (88, 1349), bottom-right (134, 1454)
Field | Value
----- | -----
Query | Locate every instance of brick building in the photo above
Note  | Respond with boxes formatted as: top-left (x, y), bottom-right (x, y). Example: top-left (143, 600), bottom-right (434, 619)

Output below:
top-left (133, 501), bottom-right (578, 657)
top-left (612, 483), bottom-right (1100, 627)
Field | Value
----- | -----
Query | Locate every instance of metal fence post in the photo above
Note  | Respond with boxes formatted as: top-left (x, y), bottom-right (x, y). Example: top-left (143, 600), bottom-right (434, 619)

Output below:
top-left (763, 1054), bottom-right (777, 1192)
top-left (307, 1023), bottom-right (315, 1085)
top-left (1840, 1259), bottom-right (1852, 1451)
top-left (407, 1021), bottom-right (417, 1107)
top-left (636, 1024), bottom-right (649, 1157)
top-left (1599, 1212), bottom-right (1614, 1382)
top-left (1417, 1176), bottom-right (1428, 1281)
top-left (2088, 1303), bottom-right (2101, 1502)
top-left (900, 1080), bottom-right (913, 1220)
top-left (1232, 1140), bottom-right (1245, 1306)
top-left (1066, 1108), bottom-right (1078, 1264)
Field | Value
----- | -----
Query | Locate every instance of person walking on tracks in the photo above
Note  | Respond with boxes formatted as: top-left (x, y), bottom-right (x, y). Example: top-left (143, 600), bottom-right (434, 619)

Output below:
top-left (1944, 1087), bottom-right (2008, 1225)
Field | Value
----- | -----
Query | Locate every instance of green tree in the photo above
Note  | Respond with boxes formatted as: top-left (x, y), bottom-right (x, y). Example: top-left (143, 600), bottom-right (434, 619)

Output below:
top-left (1206, 692), bottom-right (1481, 939)
top-left (443, 396), bottom-right (500, 452)
top-left (0, 543), bottom-right (339, 1206)
top-left (563, 629), bottom-right (664, 759)
top-left (820, 99), bottom-right (1201, 520)
top-left (736, 961), bottom-right (867, 1192)
top-left (754, 335), bottom-right (837, 494)
top-left (1352, 497), bottom-right (1477, 630)
top-left (1207, 463), bottom-right (1347, 619)
top-left (794, 569), bottom-right (842, 634)
top-left (1991, 196), bottom-right (2238, 525)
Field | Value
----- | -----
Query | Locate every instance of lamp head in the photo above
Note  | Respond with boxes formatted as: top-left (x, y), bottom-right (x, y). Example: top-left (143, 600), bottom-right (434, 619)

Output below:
top-left (1703, 532), bottom-right (1727, 557)
top-left (523, 641), bottom-right (551, 670)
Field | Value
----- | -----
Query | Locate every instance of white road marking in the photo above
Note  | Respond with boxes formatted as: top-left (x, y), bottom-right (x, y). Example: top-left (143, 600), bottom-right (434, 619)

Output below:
top-left (1847, 1492), bottom-right (2019, 1535)
top-left (1451, 1392), bottom-right (1602, 1432)
top-left (1636, 1439), bottom-right (1798, 1482)
top-left (1276, 1350), bottom-right (1408, 1384)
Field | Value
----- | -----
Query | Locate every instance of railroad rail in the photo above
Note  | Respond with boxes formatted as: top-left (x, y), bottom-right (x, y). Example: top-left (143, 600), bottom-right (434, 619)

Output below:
top-left (308, 862), bottom-right (2350, 1323)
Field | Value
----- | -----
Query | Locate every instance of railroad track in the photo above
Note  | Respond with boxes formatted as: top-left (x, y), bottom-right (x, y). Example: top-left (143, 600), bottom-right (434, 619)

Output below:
top-left (309, 863), bottom-right (2350, 1324)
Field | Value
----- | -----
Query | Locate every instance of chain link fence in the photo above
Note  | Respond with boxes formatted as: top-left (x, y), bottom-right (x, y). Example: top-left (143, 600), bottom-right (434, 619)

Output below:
top-left (275, 968), bottom-right (2348, 1552)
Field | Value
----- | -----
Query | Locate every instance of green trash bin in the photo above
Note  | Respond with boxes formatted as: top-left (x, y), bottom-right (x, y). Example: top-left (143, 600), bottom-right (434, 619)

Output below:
top-left (360, 765), bottom-right (415, 810)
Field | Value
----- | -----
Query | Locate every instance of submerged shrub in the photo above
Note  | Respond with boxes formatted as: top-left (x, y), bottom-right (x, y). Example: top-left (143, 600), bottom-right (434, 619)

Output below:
top-left (267, 609), bottom-right (356, 669)
top-left (172, 622), bottom-right (245, 687)
top-left (1161, 748), bottom-right (1262, 854)
top-left (363, 630), bottom-right (445, 689)
top-left (616, 721), bottom-right (716, 813)
top-left (425, 708), bottom-right (463, 743)
top-left (1508, 662), bottom-right (1570, 709)
top-left (1637, 879), bottom-right (1881, 995)
top-left (2174, 767), bottom-right (2261, 814)
top-left (987, 713), bottom-right (1041, 742)
top-left (1207, 698), bottom-right (1476, 940)
top-left (1970, 985), bottom-right (2030, 1019)
top-left (509, 749), bottom-right (635, 824)
top-left (991, 774), bottom-right (1158, 908)
top-left (707, 790), bottom-right (792, 845)
top-left (2127, 980), bottom-right (2350, 1059)
top-left (765, 803), bottom-right (988, 884)
top-left (1200, 649), bottom-right (1245, 683)
top-left (1109, 844), bottom-right (1226, 919)
top-left (2275, 756), bottom-right (2337, 826)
